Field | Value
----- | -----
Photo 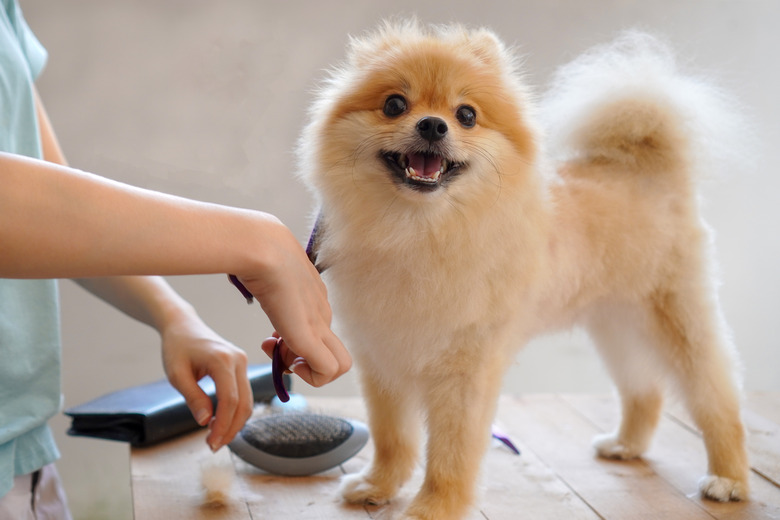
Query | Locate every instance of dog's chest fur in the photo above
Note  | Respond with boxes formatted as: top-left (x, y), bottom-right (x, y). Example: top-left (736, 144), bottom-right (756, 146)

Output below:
top-left (319, 204), bottom-right (543, 377)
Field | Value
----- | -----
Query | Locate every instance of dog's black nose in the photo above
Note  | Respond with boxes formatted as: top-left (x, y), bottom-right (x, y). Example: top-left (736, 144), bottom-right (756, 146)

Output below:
top-left (416, 116), bottom-right (448, 142)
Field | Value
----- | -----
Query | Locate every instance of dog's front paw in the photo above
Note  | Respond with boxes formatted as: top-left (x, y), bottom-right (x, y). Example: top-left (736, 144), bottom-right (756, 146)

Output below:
top-left (340, 473), bottom-right (395, 506)
top-left (593, 433), bottom-right (644, 460)
top-left (699, 475), bottom-right (748, 502)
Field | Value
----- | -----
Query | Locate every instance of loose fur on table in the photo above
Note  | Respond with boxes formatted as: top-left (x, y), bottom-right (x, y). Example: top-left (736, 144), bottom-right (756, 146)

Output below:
top-left (298, 20), bottom-right (750, 520)
top-left (200, 461), bottom-right (233, 508)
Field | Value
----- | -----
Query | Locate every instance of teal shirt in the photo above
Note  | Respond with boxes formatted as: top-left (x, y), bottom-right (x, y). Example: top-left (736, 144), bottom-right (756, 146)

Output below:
top-left (0, 0), bottom-right (62, 498)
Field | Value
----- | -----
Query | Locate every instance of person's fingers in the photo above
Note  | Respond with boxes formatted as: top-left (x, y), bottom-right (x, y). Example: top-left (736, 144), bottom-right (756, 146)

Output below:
top-left (262, 320), bottom-right (351, 387)
top-left (261, 335), bottom-right (280, 359)
top-left (168, 367), bottom-right (213, 427)
top-left (205, 365), bottom-right (238, 451)
top-left (221, 360), bottom-right (253, 444)
top-left (286, 332), bottom-right (351, 387)
top-left (326, 330), bottom-right (352, 378)
top-left (204, 350), bottom-right (250, 451)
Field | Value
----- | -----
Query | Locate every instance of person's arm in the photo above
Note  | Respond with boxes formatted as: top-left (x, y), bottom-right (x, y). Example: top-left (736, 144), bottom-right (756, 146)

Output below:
top-left (0, 151), bottom-right (349, 372)
top-left (5, 90), bottom-right (351, 449)
top-left (32, 89), bottom-right (256, 449)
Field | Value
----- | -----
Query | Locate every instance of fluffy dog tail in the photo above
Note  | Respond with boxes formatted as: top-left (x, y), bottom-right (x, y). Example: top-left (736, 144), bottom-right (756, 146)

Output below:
top-left (541, 31), bottom-right (748, 177)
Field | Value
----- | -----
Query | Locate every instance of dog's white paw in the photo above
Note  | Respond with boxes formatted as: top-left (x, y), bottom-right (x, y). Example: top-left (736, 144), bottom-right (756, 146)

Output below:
top-left (699, 475), bottom-right (747, 502)
top-left (340, 473), bottom-right (393, 506)
top-left (593, 433), bottom-right (643, 460)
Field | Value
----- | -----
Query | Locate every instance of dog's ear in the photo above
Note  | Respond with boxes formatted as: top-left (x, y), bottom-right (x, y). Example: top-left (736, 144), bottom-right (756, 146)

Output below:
top-left (466, 29), bottom-right (508, 68)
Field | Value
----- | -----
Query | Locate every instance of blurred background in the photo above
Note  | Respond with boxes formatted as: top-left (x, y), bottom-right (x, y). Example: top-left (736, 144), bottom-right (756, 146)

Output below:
top-left (22, 1), bottom-right (777, 518)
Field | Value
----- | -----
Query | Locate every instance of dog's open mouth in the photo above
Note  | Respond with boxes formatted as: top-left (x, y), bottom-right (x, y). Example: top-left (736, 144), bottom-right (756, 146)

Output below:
top-left (381, 151), bottom-right (463, 192)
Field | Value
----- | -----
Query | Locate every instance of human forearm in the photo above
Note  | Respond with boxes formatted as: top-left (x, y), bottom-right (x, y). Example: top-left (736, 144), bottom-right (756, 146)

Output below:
top-left (0, 152), bottom-right (279, 279)
top-left (1, 151), bottom-right (349, 387)
top-left (74, 276), bottom-right (194, 330)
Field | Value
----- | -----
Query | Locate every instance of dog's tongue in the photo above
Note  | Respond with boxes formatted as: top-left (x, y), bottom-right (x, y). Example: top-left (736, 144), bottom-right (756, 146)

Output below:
top-left (408, 153), bottom-right (441, 178)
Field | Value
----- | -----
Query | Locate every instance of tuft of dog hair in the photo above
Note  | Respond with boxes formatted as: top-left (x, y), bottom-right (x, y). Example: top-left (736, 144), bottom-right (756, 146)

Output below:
top-left (200, 462), bottom-right (233, 508)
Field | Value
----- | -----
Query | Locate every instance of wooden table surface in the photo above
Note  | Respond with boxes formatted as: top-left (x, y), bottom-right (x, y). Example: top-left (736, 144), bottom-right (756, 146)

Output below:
top-left (130, 393), bottom-right (780, 519)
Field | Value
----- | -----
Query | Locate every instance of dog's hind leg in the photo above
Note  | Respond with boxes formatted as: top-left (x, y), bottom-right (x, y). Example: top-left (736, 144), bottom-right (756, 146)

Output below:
top-left (586, 303), bottom-right (666, 460)
top-left (648, 287), bottom-right (749, 501)
top-left (340, 372), bottom-right (421, 506)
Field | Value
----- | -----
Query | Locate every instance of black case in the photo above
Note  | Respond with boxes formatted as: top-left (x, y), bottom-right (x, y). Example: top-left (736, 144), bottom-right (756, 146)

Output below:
top-left (64, 364), bottom-right (287, 446)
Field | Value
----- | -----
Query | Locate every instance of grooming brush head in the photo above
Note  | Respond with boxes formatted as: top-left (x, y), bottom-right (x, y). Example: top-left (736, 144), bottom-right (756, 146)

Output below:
top-left (228, 413), bottom-right (369, 476)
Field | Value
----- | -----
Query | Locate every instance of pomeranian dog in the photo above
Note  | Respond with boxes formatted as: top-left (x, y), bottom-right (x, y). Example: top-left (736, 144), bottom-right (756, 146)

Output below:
top-left (298, 20), bottom-right (749, 519)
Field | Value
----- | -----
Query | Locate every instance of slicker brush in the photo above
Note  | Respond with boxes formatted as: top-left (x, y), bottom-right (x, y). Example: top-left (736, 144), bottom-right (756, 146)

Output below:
top-left (228, 412), bottom-right (369, 476)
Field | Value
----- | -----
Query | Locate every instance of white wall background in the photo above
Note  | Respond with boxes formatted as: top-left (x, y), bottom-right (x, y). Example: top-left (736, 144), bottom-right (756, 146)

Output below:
top-left (22, 1), bottom-right (778, 518)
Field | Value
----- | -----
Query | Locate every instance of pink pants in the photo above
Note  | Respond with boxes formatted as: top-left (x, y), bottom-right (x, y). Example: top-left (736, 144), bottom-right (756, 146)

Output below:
top-left (0, 464), bottom-right (72, 520)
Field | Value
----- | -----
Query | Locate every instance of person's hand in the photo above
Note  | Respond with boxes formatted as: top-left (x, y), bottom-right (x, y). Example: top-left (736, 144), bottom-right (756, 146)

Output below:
top-left (235, 218), bottom-right (351, 387)
top-left (160, 314), bottom-right (252, 452)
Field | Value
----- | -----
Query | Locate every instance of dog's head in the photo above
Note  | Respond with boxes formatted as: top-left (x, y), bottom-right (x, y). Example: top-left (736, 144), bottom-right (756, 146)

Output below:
top-left (299, 20), bottom-right (538, 219)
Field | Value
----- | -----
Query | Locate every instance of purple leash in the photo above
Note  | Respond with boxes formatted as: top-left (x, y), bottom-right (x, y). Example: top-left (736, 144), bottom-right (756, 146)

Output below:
top-left (492, 424), bottom-right (521, 455)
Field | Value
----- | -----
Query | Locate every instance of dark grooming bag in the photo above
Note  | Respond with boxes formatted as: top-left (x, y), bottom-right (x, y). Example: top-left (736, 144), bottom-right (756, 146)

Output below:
top-left (64, 364), bottom-right (288, 446)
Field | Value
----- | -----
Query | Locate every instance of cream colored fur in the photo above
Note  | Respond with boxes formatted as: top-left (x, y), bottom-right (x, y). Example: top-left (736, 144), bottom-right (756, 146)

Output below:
top-left (297, 22), bottom-right (749, 519)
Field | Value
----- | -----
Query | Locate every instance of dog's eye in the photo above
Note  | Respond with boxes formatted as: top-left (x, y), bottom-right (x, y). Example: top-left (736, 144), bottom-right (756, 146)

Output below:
top-left (383, 95), bottom-right (407, 117)
top-left (456, 105), bottom-right (476, 128)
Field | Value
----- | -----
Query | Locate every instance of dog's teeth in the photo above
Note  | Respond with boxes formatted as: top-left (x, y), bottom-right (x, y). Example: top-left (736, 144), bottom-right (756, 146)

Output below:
top-left (440, 159), bottom-right (449, 174)
top-left (406, 167), bottom-right (416, 178)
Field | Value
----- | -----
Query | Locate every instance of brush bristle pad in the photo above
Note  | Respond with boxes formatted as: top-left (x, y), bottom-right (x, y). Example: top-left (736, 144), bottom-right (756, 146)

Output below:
top-left (228, 413), bottom-right (369, 476)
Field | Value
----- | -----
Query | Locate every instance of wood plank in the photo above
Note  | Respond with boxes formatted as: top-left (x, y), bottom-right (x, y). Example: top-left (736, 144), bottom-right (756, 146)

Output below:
top-left (307, 398), bottom-right (482, 519)
top-left (562, 393), bottom-right (780, 520)
top-left (233, 460), bottom-right (369, 519)
top-left (741, 408), bottom-right (780, 487)
top-left (744, 392), bottom-right (780, 424)
top-left (742, 393), bottom-right (780, 487)
top-left (314, 397), bottom-right (600, 520)
top-left (131, 429), bottom-right (250, 520)
top-left (663, 395), bottom-right (780, 489)
top-left (130, 394), bottom-right (780, 520)
top-left (477, 421), bottom-right (601, 520)
top-left (497, 394), bottom-right (717, 519)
